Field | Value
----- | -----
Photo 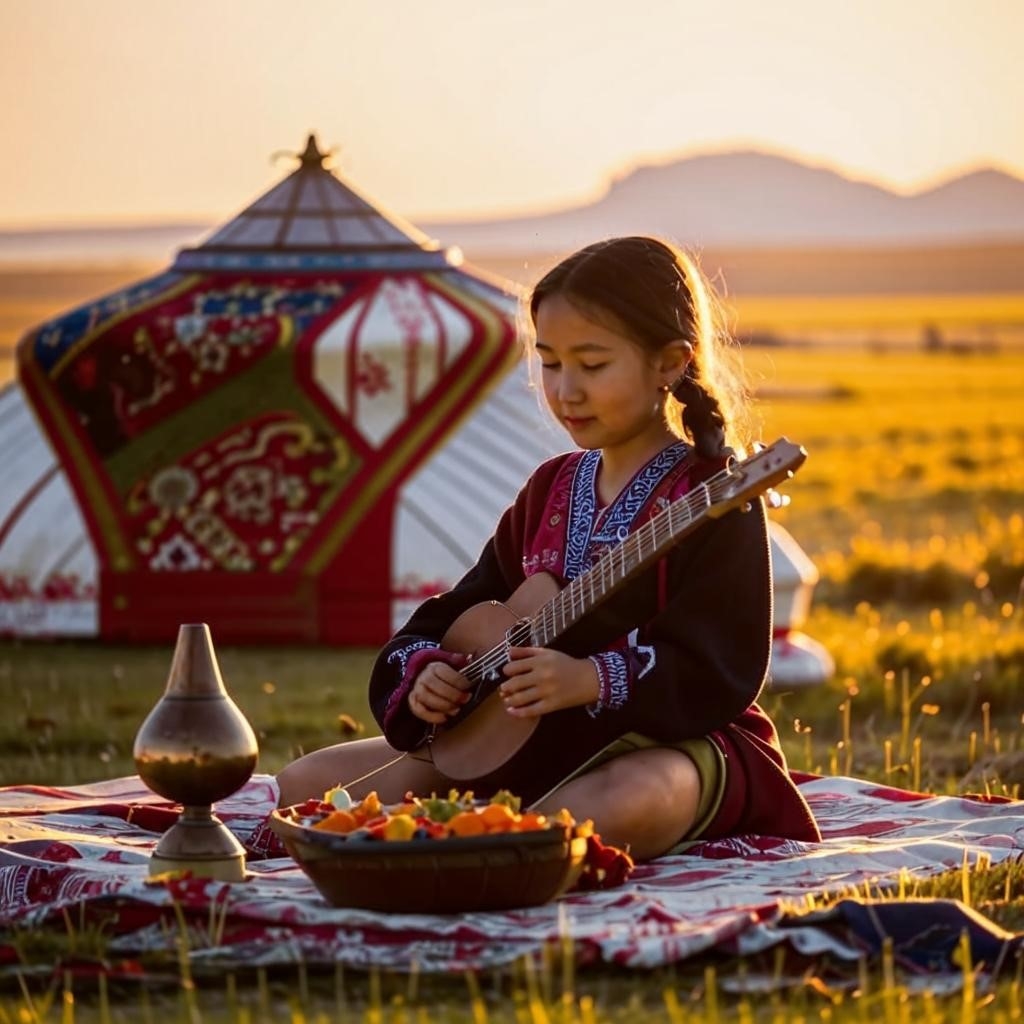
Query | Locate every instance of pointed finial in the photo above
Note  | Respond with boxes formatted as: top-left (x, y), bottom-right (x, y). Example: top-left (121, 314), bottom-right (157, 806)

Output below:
top-left (271, 132), bottom-right (337, 170)
top-left (299, 133), bottom-right (328, 168)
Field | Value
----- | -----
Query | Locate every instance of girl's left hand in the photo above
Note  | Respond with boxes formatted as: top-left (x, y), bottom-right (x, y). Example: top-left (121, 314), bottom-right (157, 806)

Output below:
top-left (499, 647), bottom-right (599, 717)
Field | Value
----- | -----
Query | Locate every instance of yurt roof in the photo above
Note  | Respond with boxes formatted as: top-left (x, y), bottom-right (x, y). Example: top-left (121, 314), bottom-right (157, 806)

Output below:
top-left (174, 134), bottom-right (453, 273)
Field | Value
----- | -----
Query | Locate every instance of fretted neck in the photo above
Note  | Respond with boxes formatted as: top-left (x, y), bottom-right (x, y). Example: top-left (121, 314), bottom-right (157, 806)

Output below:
top-left (455, 438), bottom-right (804, 691)
top-left (529, 465), bottom-right (734, 647)
top-left (459, 466), bottom-right (733, 690)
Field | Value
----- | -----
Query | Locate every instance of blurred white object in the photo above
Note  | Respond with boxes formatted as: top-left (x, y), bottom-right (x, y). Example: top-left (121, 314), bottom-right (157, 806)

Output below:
top-left (768, 521), bottom-right (834, 688)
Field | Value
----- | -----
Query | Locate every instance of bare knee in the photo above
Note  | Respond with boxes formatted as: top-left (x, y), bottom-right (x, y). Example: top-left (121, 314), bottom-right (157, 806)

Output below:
top-left (602, 753), bottom-right (698, 831)
top-left (276, 737), bottom-right (387, 807)
top-left (539, 749), bottom-right (701, 861)
top-left (276, 737), bottom-right (451, 808)
top-left (275, 747), bottom-right (338, 807)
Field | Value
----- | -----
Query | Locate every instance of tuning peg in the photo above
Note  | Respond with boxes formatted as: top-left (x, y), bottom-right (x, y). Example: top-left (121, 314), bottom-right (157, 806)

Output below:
top-left (764, 488), bottom-right (791, 509)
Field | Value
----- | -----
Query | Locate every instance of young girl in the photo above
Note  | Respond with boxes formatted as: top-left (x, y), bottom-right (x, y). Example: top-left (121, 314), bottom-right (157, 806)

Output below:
top-left (277, 236), bottom-right (820, 860)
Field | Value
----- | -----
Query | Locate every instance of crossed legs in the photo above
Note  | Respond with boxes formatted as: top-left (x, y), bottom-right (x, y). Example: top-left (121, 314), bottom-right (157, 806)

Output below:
top-left (275, 740), bottom-right (700, 862)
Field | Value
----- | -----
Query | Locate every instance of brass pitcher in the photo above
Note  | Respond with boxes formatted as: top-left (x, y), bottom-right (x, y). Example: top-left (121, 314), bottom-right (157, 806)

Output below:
top-left (134, 623), bottom-right (259, 881)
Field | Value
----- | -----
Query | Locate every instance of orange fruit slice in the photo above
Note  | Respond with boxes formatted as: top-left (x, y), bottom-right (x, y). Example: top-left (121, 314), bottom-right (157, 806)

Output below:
top-left (313, 810), bottom-right (358, 834)
top-left (353, 791), bottom-right (383, 824)
top-left (447, 811), bottom-right (486, 837)
top-left (479, 802), bottom-right (518, 832)
top-left (516, 811), bottom-right (549, 832)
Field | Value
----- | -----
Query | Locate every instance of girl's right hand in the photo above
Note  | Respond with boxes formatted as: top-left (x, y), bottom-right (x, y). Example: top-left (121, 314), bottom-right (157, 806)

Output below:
top-left (408, 661), bottom-right (472, 724)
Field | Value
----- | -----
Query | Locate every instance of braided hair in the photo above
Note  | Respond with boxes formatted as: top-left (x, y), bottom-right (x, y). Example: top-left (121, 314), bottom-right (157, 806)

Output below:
top-left (672, 364), bottom-right (730, 460)
top-left (528, 236), bottom-right (751, 460)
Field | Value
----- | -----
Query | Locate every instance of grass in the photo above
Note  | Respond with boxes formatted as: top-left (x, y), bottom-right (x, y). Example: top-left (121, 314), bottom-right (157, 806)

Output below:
top-left (2, 921), bottom-right (1023, 1022)
top-left (4, 861), bottom-right (1024, 1022)
top-left (0, 620), bottom-right (1020, 795)
top-left (2, 609), bottom-right (1022, 1020)
top-left (2, 627), bottom-right (1021, 1021)
top-left (2, 281), bottom-right (1024, 1016)
top-left (0, 643), bottom-right (376, 787)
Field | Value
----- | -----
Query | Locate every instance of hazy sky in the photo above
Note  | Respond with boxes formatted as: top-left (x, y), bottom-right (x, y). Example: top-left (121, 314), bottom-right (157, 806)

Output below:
top-left (1, 0), bottom-right (1020, 227)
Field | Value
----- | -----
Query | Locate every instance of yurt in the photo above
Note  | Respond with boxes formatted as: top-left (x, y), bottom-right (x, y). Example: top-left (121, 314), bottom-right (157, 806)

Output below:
top-left (3, 136), bottom-right (563, 644)
top-left (0, 135), bottom-right (832, 685)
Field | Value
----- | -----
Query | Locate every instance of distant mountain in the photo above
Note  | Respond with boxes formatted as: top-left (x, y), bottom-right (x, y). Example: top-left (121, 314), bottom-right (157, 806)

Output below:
top-left (2, 152), bottom-right (1023, 267)
top-left (421, 152), bottom-right (1024, 252)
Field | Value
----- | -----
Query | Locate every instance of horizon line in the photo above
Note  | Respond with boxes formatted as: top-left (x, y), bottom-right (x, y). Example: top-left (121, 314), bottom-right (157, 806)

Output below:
top-left (1, 145), bottom-right (1022, 235)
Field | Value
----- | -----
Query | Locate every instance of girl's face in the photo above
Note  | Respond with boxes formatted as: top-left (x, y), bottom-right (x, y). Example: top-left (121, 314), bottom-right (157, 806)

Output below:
top-left (533, 293), bottom-right (689, 468)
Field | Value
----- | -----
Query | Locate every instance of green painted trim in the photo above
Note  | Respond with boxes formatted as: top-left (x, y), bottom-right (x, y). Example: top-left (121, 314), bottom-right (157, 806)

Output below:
top-left (105, 335), bottom-right (340, 497)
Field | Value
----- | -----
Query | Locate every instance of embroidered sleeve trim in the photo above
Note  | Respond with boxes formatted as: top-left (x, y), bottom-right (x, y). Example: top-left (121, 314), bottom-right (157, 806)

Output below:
top-left (382, 640), bottom-right (439, 728)
top-left (585, 651), bottom-right (631, 717)
top-left (383, 643), bottom-right (472, 730)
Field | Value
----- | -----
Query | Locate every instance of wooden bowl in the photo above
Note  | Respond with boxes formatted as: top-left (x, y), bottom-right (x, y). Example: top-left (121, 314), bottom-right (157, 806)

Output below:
top-left (269, 809), bottom-right (588, 913)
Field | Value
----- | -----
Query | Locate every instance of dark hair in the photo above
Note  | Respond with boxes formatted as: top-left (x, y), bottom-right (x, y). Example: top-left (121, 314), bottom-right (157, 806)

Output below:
top-left (528, 236), bottom-right (751, 459)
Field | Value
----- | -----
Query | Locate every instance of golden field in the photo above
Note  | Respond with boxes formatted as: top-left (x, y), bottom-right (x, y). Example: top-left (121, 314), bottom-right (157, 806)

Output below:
top-left (2, 263), bottom-right (1021, 569)
top-left (2, 263), bottom-right (1021, 517)
top-left (726, 292), bottom-right (1024, 345)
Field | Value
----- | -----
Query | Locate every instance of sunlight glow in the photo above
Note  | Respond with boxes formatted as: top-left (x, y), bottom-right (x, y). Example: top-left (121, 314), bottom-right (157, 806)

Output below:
top-left (0, 0), bottom-right (1020, 226)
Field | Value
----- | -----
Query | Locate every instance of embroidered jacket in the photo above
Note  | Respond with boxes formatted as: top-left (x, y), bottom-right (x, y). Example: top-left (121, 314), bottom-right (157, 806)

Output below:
top-left (367, 444), bottom-right (821, 841)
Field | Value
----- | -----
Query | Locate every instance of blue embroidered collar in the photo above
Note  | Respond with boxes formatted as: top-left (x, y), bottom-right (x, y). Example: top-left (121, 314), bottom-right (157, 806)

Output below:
top-left (563, 442), bottom-right (689, 579)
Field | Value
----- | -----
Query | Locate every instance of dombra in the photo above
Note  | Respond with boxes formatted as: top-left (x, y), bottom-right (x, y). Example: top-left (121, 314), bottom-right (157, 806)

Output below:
top-left (427, 438), bottom-right (808, 780)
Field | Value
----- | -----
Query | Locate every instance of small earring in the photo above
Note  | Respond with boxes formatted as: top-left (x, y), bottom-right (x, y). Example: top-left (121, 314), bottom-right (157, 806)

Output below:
top-left (659, 383), bottom-right (671, 393)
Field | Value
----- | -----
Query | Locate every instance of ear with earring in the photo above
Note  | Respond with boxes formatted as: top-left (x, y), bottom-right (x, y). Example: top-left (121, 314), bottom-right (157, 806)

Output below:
top-left (662, 341), bottom-right (694, 394)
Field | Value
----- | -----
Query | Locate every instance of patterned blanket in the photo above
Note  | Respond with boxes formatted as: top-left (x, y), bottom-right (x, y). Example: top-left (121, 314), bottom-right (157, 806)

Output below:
top-left (1, 774), bottom-right (1021, 981)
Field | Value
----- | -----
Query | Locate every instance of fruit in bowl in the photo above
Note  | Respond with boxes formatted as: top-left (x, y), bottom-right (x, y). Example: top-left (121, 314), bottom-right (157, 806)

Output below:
top-left (270, 788), bottom-right (606, 913)
top-left (282, 787), bottom-right (584, 843)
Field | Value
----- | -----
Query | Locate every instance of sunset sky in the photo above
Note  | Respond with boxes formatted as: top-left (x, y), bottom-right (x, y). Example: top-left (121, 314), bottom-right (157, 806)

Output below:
top-left (1, 0), bottom-right (1020, 228)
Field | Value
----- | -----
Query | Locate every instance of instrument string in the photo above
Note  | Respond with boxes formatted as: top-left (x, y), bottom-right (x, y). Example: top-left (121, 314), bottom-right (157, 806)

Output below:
top-left (338, 749), bottom-right (413, 791)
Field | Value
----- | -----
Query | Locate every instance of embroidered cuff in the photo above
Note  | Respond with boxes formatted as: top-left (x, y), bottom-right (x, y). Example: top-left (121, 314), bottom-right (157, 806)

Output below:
top-left (585, 651), bottom-right (631, 717)
top-left (382, 641), bottom-right (469, 730)
top-left (382, 640), bottom-right (438, 729)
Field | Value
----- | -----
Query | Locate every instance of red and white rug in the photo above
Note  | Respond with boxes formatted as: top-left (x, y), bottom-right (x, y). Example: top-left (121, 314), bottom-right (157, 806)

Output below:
top-left (1, 774), bottom-right (1021, 978)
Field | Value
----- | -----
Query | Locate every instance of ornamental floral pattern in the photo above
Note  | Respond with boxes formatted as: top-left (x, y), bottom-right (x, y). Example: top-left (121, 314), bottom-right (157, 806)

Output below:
top-left (128, 413), bottom-right (350, 573)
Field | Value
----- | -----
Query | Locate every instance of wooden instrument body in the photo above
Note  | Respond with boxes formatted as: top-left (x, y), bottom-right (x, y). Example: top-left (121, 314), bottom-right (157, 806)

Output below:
top-left (429, 572), bottom-right (562, 779)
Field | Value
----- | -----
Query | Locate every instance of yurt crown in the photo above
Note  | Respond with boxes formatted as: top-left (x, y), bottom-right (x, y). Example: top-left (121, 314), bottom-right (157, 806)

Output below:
top-left (272, 132), bottom-right (335, 170)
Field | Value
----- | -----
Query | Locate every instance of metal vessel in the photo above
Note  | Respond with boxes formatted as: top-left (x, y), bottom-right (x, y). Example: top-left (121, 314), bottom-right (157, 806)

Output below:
top-left (134, 623), bottom-right (258, 881)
